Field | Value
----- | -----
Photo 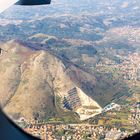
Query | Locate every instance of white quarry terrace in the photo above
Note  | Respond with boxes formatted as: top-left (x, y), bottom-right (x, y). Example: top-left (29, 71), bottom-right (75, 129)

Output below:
top-left (63, 87), bottom-right (102, 121)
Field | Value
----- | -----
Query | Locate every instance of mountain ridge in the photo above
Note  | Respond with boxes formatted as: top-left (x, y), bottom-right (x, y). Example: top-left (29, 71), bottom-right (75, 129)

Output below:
top-left (0, 40), bottom-right (102, 121)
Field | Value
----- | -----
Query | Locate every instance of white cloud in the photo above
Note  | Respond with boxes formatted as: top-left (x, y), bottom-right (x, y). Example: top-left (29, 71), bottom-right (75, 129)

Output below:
top-left (121, 2), bottom-right (129, 8)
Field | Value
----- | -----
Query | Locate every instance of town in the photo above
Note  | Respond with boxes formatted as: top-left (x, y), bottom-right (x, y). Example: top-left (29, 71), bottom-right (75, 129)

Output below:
top-left (15, 99), bottom-right (140, 140)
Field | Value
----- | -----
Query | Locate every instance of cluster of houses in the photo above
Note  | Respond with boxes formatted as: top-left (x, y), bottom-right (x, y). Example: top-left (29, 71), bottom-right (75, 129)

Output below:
top-left (102, 103), bottom-right (121, 112)
top-left (23, 123), bottom-right (129, 140)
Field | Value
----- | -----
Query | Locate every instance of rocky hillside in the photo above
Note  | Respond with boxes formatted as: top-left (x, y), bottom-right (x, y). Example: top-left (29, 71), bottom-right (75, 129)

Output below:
top-left (0, 40), bottom-right (102, 121)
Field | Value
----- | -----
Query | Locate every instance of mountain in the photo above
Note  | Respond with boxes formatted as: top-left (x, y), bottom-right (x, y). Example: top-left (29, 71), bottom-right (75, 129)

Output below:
top-left (0, 0), bottom-right (140, 138)
top-left (0, 40), bottom-right (102, 121)
top-left (0, 0), bottom-right (138, 122)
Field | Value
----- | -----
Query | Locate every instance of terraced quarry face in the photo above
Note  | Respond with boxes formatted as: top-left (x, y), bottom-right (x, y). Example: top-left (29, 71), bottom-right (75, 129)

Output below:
top-left (0, 0), bottom-right (140, 139)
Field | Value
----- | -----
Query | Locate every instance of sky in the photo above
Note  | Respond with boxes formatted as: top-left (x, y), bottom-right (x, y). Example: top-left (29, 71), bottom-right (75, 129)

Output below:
top-left (0, 0), bottom-right (18, 13)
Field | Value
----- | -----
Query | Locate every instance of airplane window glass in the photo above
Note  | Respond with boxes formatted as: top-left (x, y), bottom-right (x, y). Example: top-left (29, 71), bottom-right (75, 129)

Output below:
top-left (0, 0), bottom-right (140, 139)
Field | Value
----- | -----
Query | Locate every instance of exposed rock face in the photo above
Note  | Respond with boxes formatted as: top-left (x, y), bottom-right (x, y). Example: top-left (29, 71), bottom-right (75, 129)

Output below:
top-left (0, 40), bottom-right (101, 121)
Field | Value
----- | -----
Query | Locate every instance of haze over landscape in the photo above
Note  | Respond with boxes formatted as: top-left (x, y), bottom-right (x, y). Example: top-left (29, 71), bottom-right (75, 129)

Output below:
top-left (0, 0), bottom-right (140, 139)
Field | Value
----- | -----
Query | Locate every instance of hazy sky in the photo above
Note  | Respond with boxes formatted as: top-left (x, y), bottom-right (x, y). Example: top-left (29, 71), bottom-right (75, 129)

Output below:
top-left (0, 0), bottom-right (18, 13)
